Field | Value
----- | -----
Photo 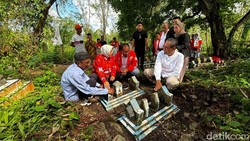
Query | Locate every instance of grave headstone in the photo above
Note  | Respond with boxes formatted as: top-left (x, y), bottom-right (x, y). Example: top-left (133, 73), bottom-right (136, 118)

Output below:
top-left (128, 76), bottom-right (139, 90)
top-left (150, 92), bottom-right (160, 110)
top-left (113, 81), bottom-right (123, 97)
top-left (130, 99), bottom-right (144, 125)
top-left (158, 86), bottom-right (173, 106)
top-left (141, 98), bottom-right (149, 117)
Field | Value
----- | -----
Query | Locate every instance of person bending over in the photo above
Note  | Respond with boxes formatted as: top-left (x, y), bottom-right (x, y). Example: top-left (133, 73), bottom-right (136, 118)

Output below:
top-left (61, 52), bottom-right (114, 102)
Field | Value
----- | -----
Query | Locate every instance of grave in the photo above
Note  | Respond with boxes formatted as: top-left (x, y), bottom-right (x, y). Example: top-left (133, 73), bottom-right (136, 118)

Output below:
top-left (100, 78), bottom-right (144, 111)
top-left (99, 77), bottom-right (180, 140)
top-left (0, 79), bottom-right (35, 106)
top-left (117, 86), bottom-right (179, 141)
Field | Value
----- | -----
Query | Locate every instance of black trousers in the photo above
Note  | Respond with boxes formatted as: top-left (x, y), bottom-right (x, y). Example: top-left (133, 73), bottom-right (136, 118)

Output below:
top-left (79, 74), bottom-right (98, 99)
top-left (135, 51), bottom-right (145, 69)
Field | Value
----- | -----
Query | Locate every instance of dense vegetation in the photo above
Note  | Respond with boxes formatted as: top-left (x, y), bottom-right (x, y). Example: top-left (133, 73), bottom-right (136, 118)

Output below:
top-left (0, 0), bottom-right (249, 140)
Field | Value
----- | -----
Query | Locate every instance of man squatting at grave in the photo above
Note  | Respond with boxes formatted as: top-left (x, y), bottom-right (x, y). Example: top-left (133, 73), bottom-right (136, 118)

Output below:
top-left (144, 38), bottom-right (184, 91)
top-left (115, 43), bottom-right (140, 80)
top-left (61, 52), bottom-right (114, 102)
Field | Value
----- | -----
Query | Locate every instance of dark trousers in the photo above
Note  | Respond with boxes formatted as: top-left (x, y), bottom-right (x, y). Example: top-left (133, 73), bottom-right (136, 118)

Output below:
top-left (79, 74), bottom-right (98, 99)
top-left (135, 51), bottom-right (145, 69)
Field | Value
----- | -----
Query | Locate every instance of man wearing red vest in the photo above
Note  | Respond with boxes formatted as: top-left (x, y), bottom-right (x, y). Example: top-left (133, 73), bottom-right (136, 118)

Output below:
top-left (115, 43), bottom-right (140, 79)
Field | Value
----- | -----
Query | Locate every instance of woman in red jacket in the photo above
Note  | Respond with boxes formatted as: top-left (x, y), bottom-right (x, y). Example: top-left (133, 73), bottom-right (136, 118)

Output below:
top-left (93, 45), bottom-right (117, 88)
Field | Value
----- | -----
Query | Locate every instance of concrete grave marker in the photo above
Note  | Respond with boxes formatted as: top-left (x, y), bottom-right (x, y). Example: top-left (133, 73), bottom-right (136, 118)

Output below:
top-left (141, 98), bottom-right (149, 117)
top-left (130, 99), bottom-right (144, 125)
top-left (126, 105), bottom-right (135, 119)
top-left (150, 92), bottom-right (160, 110)
top-left (158, 86), bottom-right (173, 106)
top-left (128, 76), bottom-right (139, 90)
top-left (113, 81), bottom-right (123, 97)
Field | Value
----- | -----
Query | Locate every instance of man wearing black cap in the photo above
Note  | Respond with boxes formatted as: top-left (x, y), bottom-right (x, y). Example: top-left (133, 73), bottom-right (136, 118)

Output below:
top-left (61, 52), bottom-right (114, 102)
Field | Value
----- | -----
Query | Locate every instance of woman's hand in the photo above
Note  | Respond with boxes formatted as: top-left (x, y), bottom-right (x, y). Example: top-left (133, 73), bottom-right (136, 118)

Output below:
top-left (110, 76), bottom-right (115, 81)
top-left (104, 81), bottom-right (110, 89)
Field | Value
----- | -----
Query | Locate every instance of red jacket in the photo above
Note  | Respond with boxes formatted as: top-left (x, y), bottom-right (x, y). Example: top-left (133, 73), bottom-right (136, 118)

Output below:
top-left (153, 39), bottom-right (159, 56)
top-left (115, 50), bottom-right (138, 72)
top-left (193, 39), bottom-right (202, 51)
top-left (93, 54), bottom-right (117, 83)
top-left (110, 41), bottom-right (120, 48)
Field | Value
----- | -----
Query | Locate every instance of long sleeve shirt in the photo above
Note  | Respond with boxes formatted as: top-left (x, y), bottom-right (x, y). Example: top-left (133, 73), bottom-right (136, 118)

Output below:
top-left (61, 64), bottom-right (108, 101)
top-left (154, 50), bottom-right (184, 80)
top-left (115, 50), bottom-right (138, 72)
top-left (93, 54), bottom-right (117, 83)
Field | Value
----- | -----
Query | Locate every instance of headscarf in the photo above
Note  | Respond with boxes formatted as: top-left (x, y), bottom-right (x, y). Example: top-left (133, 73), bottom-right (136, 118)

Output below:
top-left (174, 21), bottom-right (186, 38)
top-left (194, 33), bottom-right (202, 47)
top-left (101, 44), bottom-right (113, 58)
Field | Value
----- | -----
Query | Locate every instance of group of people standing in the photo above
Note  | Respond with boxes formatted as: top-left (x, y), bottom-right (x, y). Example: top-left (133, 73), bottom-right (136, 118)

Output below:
top-left (147, 17), bottom-right (191, 91)
top-left (61, 17), bottom-right (199, 102)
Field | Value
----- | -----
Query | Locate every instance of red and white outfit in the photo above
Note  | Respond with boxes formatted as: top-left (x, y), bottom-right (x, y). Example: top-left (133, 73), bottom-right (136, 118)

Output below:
top-left (153, 39), bottom-right (159, 56)
top-left (93, 46), bottom-right (117, 83)
top-left (96, 42), bottom-right (102, 55)
top-left (115, 50), bottom-right (138, 73)
top-left (110, 40), bottom-right (120, 55)
top-left (158, 30), bottom-right (169, 50)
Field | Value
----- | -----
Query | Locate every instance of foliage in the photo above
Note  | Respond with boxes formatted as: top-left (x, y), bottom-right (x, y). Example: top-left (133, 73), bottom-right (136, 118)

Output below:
top-left (187, 59), bottom-right (250, 134)
top-left (109, 0), bottom-right (250, 57)
top-left (0, 70), bottom-right (79, 141)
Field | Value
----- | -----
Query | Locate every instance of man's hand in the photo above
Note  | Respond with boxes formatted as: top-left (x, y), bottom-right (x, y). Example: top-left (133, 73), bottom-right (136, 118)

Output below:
top-left (154, 80), bottom-right (162, 91)
top-left (108, 88), bottom-right (114, 95)
top-left (99, 84), bottom-right (104, 88)
top-left (110, 76), bottom-right (115, 81)
top-left (104, 81), bottom-right (110, 89)
top-left (121, 69), bottom-right (128, 75)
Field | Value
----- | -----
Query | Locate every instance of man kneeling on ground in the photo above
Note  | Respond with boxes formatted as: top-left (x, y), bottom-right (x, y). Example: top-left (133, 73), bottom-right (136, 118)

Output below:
top-left (115, 43), bottom-right (140, 80)
top-left (61, 52), bottom-right (114, 102)
top-left (144, 38), bottom-right (184, 90)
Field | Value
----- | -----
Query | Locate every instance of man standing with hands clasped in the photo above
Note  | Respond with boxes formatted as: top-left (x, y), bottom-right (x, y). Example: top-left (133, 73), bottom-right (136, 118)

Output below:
top-left (132, 22), bottom-right (148, 70)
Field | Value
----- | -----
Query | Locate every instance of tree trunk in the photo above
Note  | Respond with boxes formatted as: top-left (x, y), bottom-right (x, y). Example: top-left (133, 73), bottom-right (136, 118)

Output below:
top-left (199, 0), bottom-right (227, 58)
top-left (227, 10), bottom-right (250, 48)
top-left (33, 0), bottom-right (56, 46)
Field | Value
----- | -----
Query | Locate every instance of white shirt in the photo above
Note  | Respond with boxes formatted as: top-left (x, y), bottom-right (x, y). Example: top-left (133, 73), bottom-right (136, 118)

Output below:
top-left (71, 33), bottom-right (86, 53)
top-left (121, 55), bottom-right (128, 70)
top-left (154, 50), bottom-right (184, 80)
top-left (159, 30), bottom-right (168, 49)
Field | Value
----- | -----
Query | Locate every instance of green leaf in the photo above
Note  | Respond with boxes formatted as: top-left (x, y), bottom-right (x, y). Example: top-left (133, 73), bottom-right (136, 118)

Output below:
top-left (220, 125), bottom-right (231, 131)
top-left (229, 121), bottom-right (241, 128)
top-left (18, 122), bottom-right (26, 138)
top-left (0, 127), bottom-right (6, 133)
top-left (31, 105), bottom-right (47, 112)
top-left (69, 112), bottom-right (79, 121)
top-left (3, 112), bottom-right (8, 125)
top-left (241, 116), bottom-right (250, 123)
top-left (207, 116), bottom-right (214, 122)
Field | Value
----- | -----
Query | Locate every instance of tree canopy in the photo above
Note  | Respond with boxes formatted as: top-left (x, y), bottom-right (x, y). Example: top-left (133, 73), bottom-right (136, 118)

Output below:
top-left (109, 0), bottom-right (250, 58)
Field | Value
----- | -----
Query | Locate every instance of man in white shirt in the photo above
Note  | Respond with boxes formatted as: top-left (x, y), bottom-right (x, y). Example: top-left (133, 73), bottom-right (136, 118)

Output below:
top-left (144, 38), bottom-right (184, 90)
top-left (70, 24), bottom-right (87, 53)
top-left (158, 22), bottom-right (170, 51)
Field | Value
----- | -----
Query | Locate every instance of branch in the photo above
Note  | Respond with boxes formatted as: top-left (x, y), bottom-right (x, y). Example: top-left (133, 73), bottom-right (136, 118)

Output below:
top-left (227, 9), bottom-right (250, 48)
top-left (182, 10), bottom-right (202, 22)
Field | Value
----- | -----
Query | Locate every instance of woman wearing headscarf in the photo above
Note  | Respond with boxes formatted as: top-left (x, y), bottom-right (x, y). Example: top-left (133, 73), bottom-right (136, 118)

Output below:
top-left (174, 21), bottom-right (191, 82)
top-left (93, 45), bottom-right (117, 88)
